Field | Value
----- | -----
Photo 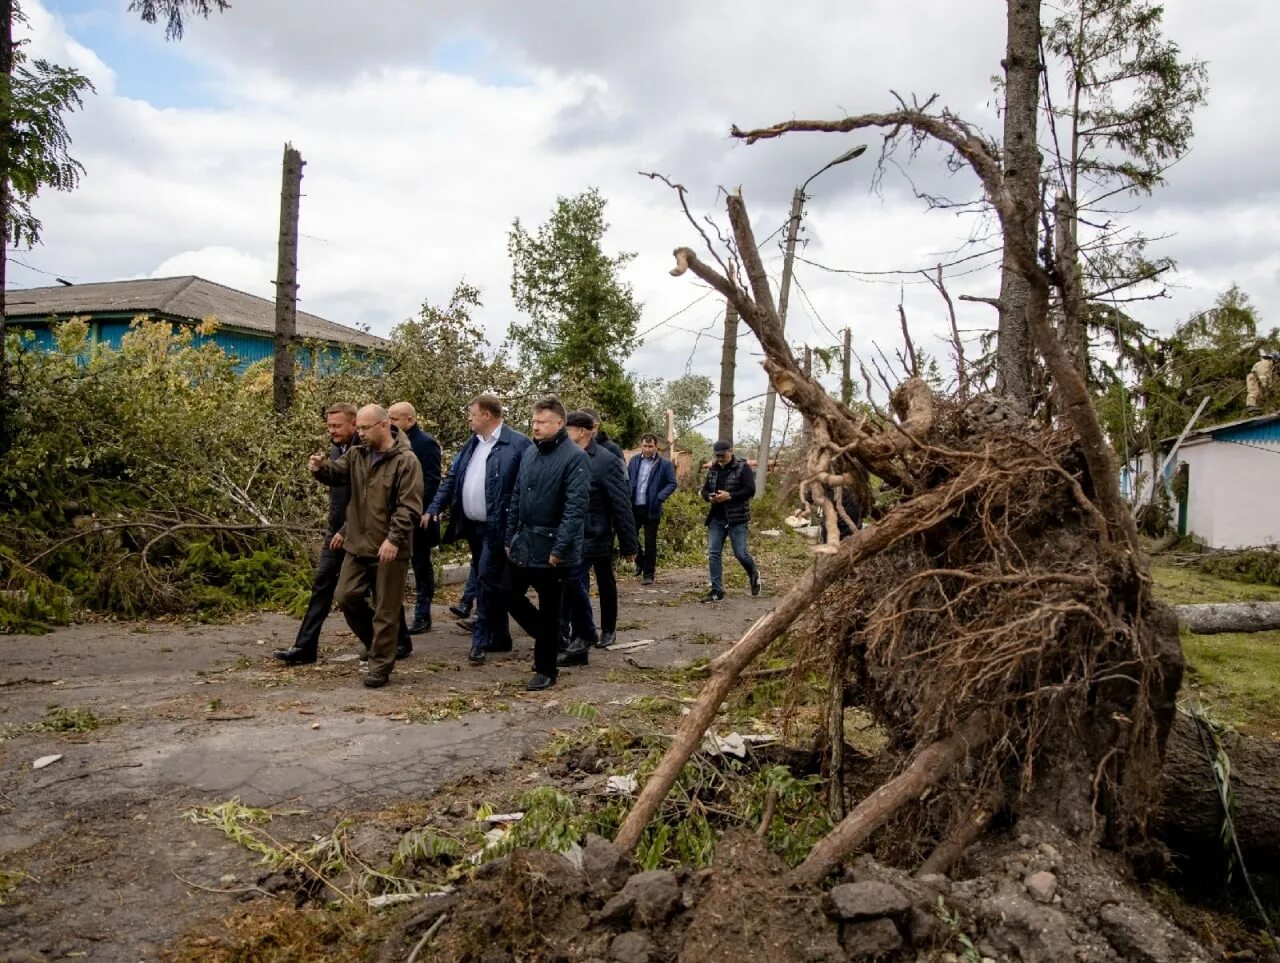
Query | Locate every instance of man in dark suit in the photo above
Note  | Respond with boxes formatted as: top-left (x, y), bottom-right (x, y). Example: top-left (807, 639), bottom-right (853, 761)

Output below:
top-left (424, 394), bottom-right (532, 662)
top-left (389, 402), bottom-right (442, 643)
top-left (274, 403), bottom-right (362, 666)
top-left (627, 432), bottom-right (677, 585)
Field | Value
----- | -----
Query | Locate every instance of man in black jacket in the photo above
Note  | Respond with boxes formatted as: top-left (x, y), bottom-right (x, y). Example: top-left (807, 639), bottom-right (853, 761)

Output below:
top-left (274, 403), bottom-right (361, 666)
top-left (699, 439), bottom-right (761, 603)
top-left (389, 402), bottom-right (442, 642)
top-left (505, 397), bottom-right (589, 691)
top-left (558, 410), bottom-right (639, 666)
top-left (584, 408), bottom-right (624, 460)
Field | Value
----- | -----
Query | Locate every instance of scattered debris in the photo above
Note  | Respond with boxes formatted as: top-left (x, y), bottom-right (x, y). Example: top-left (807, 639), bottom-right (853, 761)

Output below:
top-left (605, 773), bottom-right (639, 795)
top-left (610, 639), bottom-right (654, 652)
top-left (31, 754), bottom-right (63, 770)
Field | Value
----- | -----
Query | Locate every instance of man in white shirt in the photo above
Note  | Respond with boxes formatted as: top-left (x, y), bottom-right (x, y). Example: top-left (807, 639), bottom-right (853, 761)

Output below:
top-left (425, 395), bottom-right (533, 662)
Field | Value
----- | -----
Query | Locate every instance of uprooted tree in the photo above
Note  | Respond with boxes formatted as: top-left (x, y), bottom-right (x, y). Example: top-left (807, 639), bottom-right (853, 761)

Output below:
top-left (616, 92), bottom-right (1189, 891)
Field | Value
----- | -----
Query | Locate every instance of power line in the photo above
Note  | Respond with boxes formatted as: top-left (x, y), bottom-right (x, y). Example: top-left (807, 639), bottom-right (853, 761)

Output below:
top-left (634, 289), bottom-right (716, 341)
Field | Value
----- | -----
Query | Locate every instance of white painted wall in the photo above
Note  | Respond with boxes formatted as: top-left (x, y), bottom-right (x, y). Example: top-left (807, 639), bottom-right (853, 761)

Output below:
top-left (1175, 438), bottom-right (1280, 548)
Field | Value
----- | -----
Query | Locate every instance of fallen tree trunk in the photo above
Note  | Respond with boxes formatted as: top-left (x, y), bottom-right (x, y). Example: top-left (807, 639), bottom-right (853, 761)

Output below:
top-left (1157, 713), bottom-right (1280, 870)
top-left (1174, 601), bottom-right (1280, 635)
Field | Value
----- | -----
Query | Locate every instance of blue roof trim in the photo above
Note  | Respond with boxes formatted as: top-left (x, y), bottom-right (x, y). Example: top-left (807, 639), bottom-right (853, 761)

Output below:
top-left (1212, 421), bottom-right (1280, 444)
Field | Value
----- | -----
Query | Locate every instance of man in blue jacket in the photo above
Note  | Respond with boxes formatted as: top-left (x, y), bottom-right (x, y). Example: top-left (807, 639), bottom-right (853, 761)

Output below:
top-left (627, 433), bottom-right (678, 585)
top-left (505, 397), bottom-right (589, 690)
top-left (389, 402), bottom-right (442, 644)
top-left (424, 394), bottom-right (532, 662)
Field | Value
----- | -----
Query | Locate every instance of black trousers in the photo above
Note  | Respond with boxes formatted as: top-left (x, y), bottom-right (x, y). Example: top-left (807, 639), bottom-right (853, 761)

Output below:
top-left (410, 532), bottom-right (435, 623)
top-left (507, 565), bottom-right (567, 678)
top-left (633, 507), bottom-right (661, 578)
top-left (293, 543), bottom-right (355, 655)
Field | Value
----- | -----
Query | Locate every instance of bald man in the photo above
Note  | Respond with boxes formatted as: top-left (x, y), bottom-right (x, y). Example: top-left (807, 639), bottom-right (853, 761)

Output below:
top-left (389, 402), bottom-right (442, 638)
top-left (310, 404), bottom-right (423, 688)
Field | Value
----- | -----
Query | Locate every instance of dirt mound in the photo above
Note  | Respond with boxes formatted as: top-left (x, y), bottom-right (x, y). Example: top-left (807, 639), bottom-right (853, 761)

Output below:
top-left (377, 824), bottom-right (1221, 963)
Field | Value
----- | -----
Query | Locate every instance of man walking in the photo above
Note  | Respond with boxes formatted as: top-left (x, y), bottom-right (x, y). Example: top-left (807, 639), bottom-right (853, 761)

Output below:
top-left (506, 398), bottom-right (589, 690)
top-left (424, 395), bottom-right (531, 663)
top-left (310, 404), bottom-right (423, 688)
top-left (627, 432), bottom-right (677, 585)
top-left (700, 439), bottom-right (761, 603)
top-left (274, 403), bottom-right (359, 666)
top-left (557, 411), bottom-right (638, 665)
top-left (388, 402), bottom-right (442, 644)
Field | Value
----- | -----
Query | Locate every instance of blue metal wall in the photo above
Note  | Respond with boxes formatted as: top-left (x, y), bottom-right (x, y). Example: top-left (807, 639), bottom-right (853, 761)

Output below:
top-left (1213, 419), bottom-right (1280, 444)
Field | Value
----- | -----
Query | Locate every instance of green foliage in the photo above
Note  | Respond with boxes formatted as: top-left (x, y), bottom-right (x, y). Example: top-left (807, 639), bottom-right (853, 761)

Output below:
top-left (386, 282), bottom-right (520, 451)
top-left (507, 188), bottom-right (644, 443)
top-left (1, 6), bottom-right (95, 251)
top-left (1199, 550), bottom-right (1280, 589)
top-left (128, 0), bottom-right (231, 40)
top-left (1097, 287), bottom-right (1278, 453)
top-left (655, 490), bottom-right (709, 567)
top-left (636, 374), bottom-right (714, 437)
top-left (1, 704), bottom-right (111, 742)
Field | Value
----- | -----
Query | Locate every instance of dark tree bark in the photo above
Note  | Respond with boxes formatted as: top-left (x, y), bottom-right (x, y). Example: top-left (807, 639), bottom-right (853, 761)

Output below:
top-left (718, 300), bottom-right (738, 443)
top-left (1158, 713), bottom-right (1280, 870)
top-left (996, 0), bottom-right (1041, 413)
top-left (273, 143), bottom-right (303, 416)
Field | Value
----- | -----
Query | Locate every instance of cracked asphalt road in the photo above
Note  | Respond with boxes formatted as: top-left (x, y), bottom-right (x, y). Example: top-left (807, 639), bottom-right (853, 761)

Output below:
top-left (0, 565), bottom-right (778, 961)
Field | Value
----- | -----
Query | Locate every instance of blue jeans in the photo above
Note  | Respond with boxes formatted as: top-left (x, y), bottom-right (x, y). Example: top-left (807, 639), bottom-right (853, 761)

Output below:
top-left (707, 518), bottom-right (756, 593)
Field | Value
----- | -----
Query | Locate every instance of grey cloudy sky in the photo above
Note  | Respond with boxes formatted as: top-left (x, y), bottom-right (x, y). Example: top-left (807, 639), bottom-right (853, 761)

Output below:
top-left (22, 0), bottom-right (1280, 431)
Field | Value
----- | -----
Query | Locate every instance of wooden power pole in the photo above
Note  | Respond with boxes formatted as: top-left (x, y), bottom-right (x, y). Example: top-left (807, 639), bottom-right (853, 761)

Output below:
top-left (273, 143), bottom-right (304, 416)
top-left (718, 300), bottom-right (738, 443)
top-left (841, 328), bottom-right (853, 405)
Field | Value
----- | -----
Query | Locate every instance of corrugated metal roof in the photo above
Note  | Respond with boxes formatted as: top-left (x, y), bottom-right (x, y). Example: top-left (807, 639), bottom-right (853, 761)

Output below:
top-left (1159, 411), bottom-right (1280, 447)
top-left (4, 276), bottom-right (388, 350)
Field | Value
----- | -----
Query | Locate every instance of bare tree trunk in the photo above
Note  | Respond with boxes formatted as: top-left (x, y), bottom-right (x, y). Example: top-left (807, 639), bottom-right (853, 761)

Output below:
top-left (273, 143), bottom-right (304, 416)
top-left (1175, 601), bottom-right (1280, 635)
top-left (827, 639), bottom-right (847, 820)
top-left (0, 0), bottom-right (13, 406)
top-left (995, 0), bottom-right (1041, 413)
top-left (718, 300), bottom-right (738, 443)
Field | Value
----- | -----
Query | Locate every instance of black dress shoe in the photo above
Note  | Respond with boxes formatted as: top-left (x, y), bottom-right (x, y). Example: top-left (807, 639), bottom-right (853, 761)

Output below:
top-left (407, 618), bottom-right (432, 635)
top-left (525, 672), bottom-right (556, 691)
top-left (556, 649), bottom-right (588, 667)
top-left (448, 603), bottom-right (471, 619)
top-left (486, 639), bottom-right (513, 653)
top-left (595, 631), bottom-right (616, 649)
top-left (642, 576), bottom-right (655, 585)
top-left (395, 642), bottom-right (412, 660)
top-left (272, 646), bottom-right (316, 666)
top-left (468, 644), bottom-right (487, 663)
top-left (362, 674), bottom-right (389, 689)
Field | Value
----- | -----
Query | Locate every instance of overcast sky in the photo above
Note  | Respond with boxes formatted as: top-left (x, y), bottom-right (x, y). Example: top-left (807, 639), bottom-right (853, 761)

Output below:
top-left (17, 0), bottom-right (1280, 433)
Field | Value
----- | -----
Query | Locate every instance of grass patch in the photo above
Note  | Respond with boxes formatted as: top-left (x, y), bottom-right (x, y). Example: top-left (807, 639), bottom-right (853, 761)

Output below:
top-left (173, 904), bottom-right (388, 963)
top-left (1151, 564), bottom-right (1280, 605)
top-left (0, 705), bottom-right (113, 742)
top-left (1180, 630), bottom-right (1280, 736)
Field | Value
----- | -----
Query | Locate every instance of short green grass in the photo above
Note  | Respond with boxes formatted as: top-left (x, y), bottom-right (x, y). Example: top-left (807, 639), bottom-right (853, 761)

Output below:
top-left (1152, 563), bottom-right (1280, 737)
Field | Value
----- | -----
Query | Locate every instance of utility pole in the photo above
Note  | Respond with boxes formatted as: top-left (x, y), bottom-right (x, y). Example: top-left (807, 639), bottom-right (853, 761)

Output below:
top-left (718, 300), bottom-right (738, 443)
top-left (754, 144), bottom-right (866, 498)
top-left (841, 327), bottom-right (853, 405)
top-left (754, 186), bottom-right (804, 497)
top-left (273, 143), bottom-right (304, 416)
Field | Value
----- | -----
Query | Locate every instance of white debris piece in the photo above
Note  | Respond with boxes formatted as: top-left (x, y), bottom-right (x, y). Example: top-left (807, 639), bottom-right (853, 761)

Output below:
top-left (605, 773), bottom-right (639, 795)
top-left (700, 732), bottom-right (779, 758)
top-left (484, 812), bottom-right (525, 825)
top-left (32, 754), bottom-right (63, 770)
top-left (760, 529), bottom-right (782, 537)
top-left (609, 640), bottom-right (653, 652)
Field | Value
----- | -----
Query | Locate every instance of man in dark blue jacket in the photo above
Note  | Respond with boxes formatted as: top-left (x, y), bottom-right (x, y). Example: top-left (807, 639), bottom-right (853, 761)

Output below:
top-left (505, 397), bottom-right (589, 690)
top-left (627, 433), bottom-right (678, 585)
top-left (425, 394), bottom-right (532, 661)
top-left (274, 403), bottom-right (361, 665)
top-left (389, 402), bottom-right (442, 642)
top-left (558, 410), bottom-right (638, 665)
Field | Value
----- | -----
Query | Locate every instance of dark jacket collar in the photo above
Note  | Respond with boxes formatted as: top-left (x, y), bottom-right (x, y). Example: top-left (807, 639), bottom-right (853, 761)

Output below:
top-left (534, 427), bottom-right (569, 455)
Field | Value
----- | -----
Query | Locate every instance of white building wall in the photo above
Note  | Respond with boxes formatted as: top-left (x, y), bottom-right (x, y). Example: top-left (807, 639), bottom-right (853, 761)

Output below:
top-left (1176, 439), bottom-right (1280, 548)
